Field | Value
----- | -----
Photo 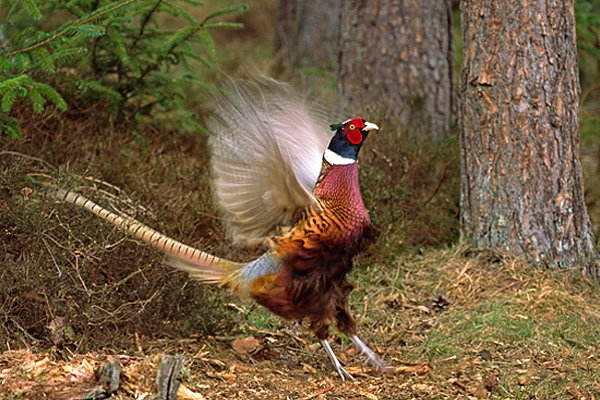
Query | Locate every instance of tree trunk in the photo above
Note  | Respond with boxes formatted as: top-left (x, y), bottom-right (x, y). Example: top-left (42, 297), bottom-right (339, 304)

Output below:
top-left (274, 0), bottom-right (341, 74)
top-left (338, 0), bottom-right (455, 140)
top-left (460, 0), bottom-right (600, 278)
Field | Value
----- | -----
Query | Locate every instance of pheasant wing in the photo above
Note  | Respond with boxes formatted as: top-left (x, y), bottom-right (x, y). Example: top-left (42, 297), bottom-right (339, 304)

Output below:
top-left (208, 79), bottom-right (331, 247)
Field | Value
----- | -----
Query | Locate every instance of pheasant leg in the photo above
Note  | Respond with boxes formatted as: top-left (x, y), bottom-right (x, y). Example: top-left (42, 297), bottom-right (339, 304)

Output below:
top-left (350, 335), bottom-right (388, 371)
top-left (320, 340), bottom-right (355, 381)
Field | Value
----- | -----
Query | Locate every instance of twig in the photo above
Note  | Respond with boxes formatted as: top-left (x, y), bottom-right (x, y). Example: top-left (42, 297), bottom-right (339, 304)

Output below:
top-left (41, 232), bottom-right (72, 252)
top-left (283, 329), bottom-right (307, 345)
top-left (82, 176), bottom-right (124, 194)
top-left (74, 252), bottom-right (91, 297)
top-left (89, 289), bottom-right (160, 324)
top-left (1, 151), bottom-right (56, 171)
top-left (421, 162), bottom-right (451, 208)
top-left (6, 316), bottom-right (39, 345)
top-left (41, 236), bottom-right (62, 277)
top-left (128, 0), bottom-right (163, 53)
top-left (302, 380), bottom-right (335, 400)
top-left (245, 325), bottom-right (286, 337)
top-left (489, 278), bottom-right (533, 298)
top-left (2, 0), bottom-right (138, 58)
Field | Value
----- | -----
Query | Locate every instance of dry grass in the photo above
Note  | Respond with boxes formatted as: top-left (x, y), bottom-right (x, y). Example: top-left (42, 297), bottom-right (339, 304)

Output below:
top-left (0, 104), bottom-right (243, 353)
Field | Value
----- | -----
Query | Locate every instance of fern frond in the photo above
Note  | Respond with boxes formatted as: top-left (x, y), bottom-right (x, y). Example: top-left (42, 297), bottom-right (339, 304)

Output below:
top-left (80, 0), bottom-right (138, 25)
top-left (79, 80), bottom-right (123, 101)
top-left (163, 25), bottom-right (198, 51)
top-left (0, 57), bottom-right (12, 71)
top-left (10, 27), bottom-right (37, 48)
top-left (11, 53), bottom-right (32, 70)
top-left (106, 26), bottom-right (128, 62)
top-left (189, 53), bottom-right (211, 69)
top-left (178, 0), bottom-right (204, 5)
top-left (62, 0), bottom-right (86, 18)
top-left (0, 74), bottom-right (30, 92)
top-left (1, 89), bottom-right (18, 113)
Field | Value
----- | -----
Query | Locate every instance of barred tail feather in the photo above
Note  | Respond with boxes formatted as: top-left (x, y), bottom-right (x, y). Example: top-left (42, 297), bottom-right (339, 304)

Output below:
top-left (47, 187), bottom-right (241, 285)
top-left (164, 255), bottom-right (238, 285)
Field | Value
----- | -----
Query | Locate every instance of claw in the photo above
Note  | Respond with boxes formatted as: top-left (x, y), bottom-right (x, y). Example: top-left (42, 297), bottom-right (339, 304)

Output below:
top-left (320, 340), bottom-right (355, 381)
top-left (350, 335), bottom-right (388, 372)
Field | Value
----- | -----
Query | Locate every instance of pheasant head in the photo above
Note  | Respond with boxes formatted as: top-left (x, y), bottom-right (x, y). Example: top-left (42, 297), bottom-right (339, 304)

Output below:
top-left (326, 117), bottom-right (379, 164)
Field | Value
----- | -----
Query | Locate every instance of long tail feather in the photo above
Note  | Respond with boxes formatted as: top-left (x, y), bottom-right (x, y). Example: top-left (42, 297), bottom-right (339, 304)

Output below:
top-left (46, 187), bottom-right (241, 284)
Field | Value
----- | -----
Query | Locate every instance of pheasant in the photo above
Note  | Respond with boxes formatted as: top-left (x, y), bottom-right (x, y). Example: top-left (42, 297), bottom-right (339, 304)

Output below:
top-left (47, 79), bottom-right (387, 380)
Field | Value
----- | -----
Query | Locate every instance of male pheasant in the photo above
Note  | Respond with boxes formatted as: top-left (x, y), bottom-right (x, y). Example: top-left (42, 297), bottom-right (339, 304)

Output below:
top-left (48, 79), bottom-right (386, 380)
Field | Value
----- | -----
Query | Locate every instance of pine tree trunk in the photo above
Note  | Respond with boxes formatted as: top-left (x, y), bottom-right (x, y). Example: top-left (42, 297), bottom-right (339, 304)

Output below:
top-left (460, 0), bottom-right (600, 278)
top-left (338, 0), bottom-right (455, 140)
top-left (274, 0), bottom-right (341, 74)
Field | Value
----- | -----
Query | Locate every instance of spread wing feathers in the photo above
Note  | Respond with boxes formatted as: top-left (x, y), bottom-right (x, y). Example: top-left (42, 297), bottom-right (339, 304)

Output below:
top-left (208, 78), bottom-right (332, 247)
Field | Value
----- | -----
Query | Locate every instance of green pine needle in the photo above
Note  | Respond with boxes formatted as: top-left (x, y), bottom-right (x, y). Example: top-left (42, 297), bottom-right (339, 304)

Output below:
top-left (0, 0), bottom-right (248, 138)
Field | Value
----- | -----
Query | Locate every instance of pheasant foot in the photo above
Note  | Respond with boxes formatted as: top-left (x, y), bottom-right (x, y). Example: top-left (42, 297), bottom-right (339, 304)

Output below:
top-left (320, 340), bottom-right (355, 381)
top-left (350, 335), bottom-right (388, 372)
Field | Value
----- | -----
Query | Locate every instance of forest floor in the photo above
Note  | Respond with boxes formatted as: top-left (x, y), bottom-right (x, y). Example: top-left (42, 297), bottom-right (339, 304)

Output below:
top-left (1, 246), bottom-right (600, 400)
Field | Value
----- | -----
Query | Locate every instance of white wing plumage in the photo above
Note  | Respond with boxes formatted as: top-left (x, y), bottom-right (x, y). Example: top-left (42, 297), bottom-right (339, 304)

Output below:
top-left (207, 78), bottom-right (332, 247)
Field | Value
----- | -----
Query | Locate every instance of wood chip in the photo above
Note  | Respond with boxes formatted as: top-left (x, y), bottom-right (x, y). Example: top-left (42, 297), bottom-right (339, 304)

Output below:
top-left (177, 384), bottom-right (205, 400)
top-left (231, 337), bottom-right (259, 354)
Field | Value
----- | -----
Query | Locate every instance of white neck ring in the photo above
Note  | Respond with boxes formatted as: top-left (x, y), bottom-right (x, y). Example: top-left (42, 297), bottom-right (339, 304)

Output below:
top-left (324, 149), bottom-right (356, 165)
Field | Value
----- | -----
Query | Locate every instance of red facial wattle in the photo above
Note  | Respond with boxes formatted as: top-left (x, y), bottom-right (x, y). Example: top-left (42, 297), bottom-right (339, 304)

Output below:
top-left (343, 117), bottom-right (365, 145)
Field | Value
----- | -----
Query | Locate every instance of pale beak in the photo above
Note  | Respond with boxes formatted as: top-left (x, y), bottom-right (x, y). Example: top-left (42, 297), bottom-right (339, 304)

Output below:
top-left (363, 121), bottom-right (379, 132)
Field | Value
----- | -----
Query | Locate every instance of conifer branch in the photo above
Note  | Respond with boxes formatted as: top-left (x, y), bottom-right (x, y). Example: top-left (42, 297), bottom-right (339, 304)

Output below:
top-left (3, 0), bottom-right (138, 58)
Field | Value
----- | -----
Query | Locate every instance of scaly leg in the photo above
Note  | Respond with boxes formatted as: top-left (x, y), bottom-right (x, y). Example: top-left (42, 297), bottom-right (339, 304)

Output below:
top-left (350, 335), bottom-right (388, 372)
top-left (320, 340), bottom-right (355, 381)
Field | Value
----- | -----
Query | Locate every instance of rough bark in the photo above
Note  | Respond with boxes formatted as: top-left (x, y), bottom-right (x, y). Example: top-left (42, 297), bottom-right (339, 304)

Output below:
top-left (338, 0), bottom-right (455, 140)
top-left (274, 0), bottom-right (341, 74)
top-left (460, 0), bottom-right (600, 278)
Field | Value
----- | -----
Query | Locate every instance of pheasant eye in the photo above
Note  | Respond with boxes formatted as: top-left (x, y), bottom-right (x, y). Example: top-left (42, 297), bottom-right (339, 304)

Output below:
top-left (341, 117), bottom-right (366, 145)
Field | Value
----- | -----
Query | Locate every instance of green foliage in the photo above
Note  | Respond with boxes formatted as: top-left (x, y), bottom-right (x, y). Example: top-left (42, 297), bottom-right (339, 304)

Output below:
top-left (576, 0), bottom-right (600, 62)
top-left (576, 1), bottom-right (600, 99)
top-left (0, 0), bottom-right (248, 138)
